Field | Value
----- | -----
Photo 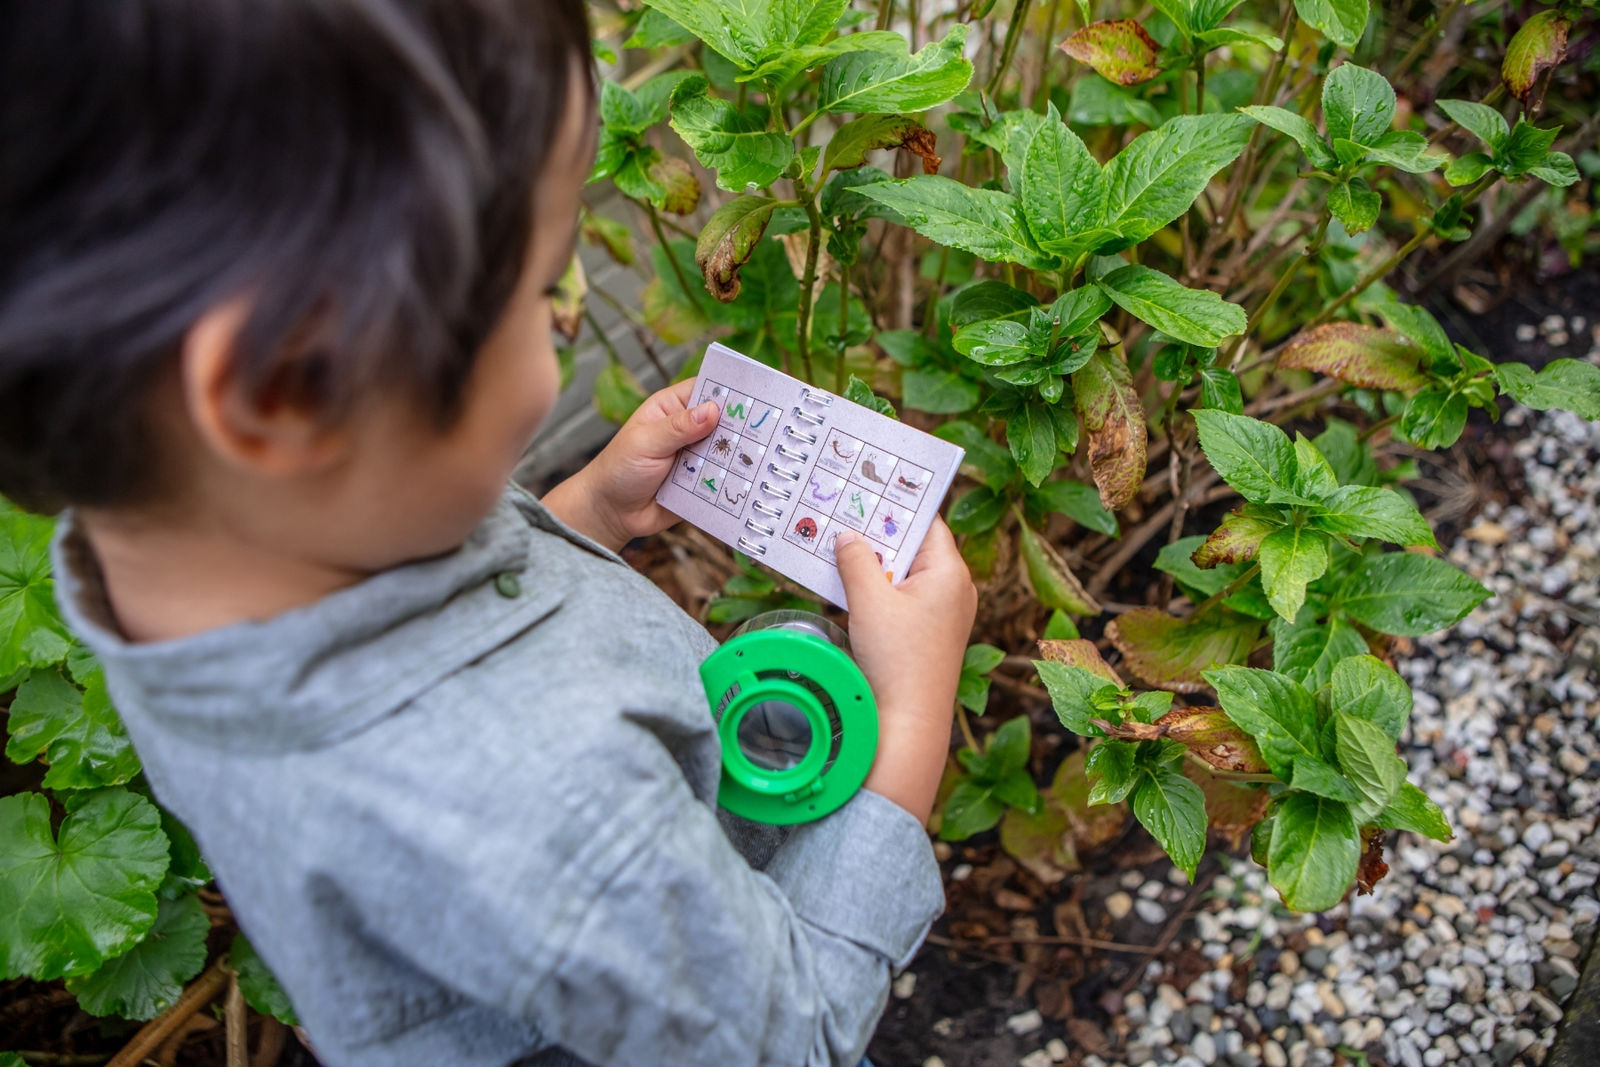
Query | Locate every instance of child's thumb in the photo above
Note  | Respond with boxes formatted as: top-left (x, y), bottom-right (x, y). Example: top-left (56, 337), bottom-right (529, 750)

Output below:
top-left (833, 531), bottom-right (889, 611)
top-left (641, 400), bottom-right (719, 457)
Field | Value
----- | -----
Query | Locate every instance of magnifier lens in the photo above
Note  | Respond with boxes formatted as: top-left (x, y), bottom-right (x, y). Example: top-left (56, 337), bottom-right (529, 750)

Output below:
top-left (736, 699), bottom-right (814, 771)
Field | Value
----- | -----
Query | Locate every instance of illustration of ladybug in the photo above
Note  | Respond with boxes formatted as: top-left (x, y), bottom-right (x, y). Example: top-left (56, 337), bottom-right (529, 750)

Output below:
top-left (794, 517), bottom-right (818, 541)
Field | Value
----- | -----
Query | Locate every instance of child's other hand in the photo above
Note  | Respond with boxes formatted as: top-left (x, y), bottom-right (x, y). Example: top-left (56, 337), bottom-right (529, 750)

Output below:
top-left (544, 380), bottom-right (718, 552)
top-left (834, 521), bottom-right (976, 822)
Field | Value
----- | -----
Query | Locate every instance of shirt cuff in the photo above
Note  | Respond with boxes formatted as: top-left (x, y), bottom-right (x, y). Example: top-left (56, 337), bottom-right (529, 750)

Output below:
top-left (762, 789), bottom-right (945, 970)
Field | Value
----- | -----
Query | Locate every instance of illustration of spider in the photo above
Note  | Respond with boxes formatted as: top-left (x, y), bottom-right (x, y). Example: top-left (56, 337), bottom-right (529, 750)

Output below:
top-left (709, 435), bottom-right (735, 459)
top-left (807, 474), bottom-right (840, 503)
top-left (895, 474), bottom-right (923, 491)
top-left (831, 439), bottom-right (857, 460)
top-left (794, 517), bottom-right (818, 541)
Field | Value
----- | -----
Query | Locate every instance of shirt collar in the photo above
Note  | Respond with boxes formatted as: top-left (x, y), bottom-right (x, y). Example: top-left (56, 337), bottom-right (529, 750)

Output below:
top-left (52, 486), bottom-right (601, 753)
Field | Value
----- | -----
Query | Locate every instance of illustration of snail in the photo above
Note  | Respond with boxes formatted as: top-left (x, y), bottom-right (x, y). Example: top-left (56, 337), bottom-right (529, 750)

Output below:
top-left (794, 517), bottom-right (818, 541)
top-left (859, 457), bottom-right (888, 484)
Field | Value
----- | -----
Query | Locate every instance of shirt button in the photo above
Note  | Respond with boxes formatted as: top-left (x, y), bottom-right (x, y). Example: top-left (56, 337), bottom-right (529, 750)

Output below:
top-left (494, 572), bottom-right (522, 598)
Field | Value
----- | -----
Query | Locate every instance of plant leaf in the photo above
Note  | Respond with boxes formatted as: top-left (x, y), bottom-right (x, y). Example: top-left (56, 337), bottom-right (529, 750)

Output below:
top-left (1061, 20), bottom-right (1163, 86)
top-left (1502, 10), bottom-right (1571, 110)
top-left (1038, 638), bottom-right (1123, 684)
top-left (821, 114), bottom-right (940, 174)
top-left (1027, 479), bottom-right (1118, 536)
top-left (1204, 666), bottom-right (1320, 781)
top-left (1333, 711), bottom-right (1405, 823)
top-left (1321, 63), bottom-right (1394, 146)
top-left (1193, 507), bottom-right (1279, 568)
top-left (1278, 322), bottom-right (1429, 392)
top-left (1020, 113), bottom-right (1108, 255)
top-left (1269, 791), bottom-right (1359, 911)
top-left (940, 778), bottom-right (1006, 839)
top-left (1330, 654), bottom-right (1410, 741)
top-left (1374, 782), bottom-right (1453, 842)
top-left (817, 25), bottom-right (974, 115)
top-left (1399, 388), bottom-right (1468, 450)
top-left (593, 361), bottom-right (647, 425)
top-left (1191, 410), bottom-right (1298, 504)
top-left (1073, 346), bottom-right (1147, 511)
top-left (1018, 522), bottom-right (1101, 615)
top-left (1087, 741), bottom-right (1140, 805)
top-left (231, 933), bottom-right (301, 1025)
top-left (695, 196), bottom-right (778, 301)
top-left (670, 88), bottom-right (795, 191)
top-left (1132, 764), bottom-right (1208, 880)
top-left (1437, 99), bottom-right (1509, 152)
top-left (1308, 485), bottom-right (1436, 547)
top-left (1109, 608), bottom-right (1261, 693)
top-left (1036, 661), bottom-right (1117, 734)
top-left (0, 508), bottom-right (73, 678)
top-left (1103, 115), bottom-right (1253, 245)
top-left (1096, 265), bottom-right (1247, 347)
top-left (1271, 612), bottom-right (1366, 691)
top-left (0, 790), bottom-right (170, 980)
top-left (844, 375), bottom-right (897, 418)
top-left (1294, 0), bottom-right (1368, 49)
top-left (1327, 176), bottom-right (1381, 235)
top-left (66, 893), bottom-right (208, 1020)
top-left (902, 369), bottom-right (980, 413)
top-left (1008, 404), bottom-right (1062, 487)
top-left (5, 669), bottom-right (141, 791)
top-left (1238, 105), bottom-right (1335, 169)
top-left (1151, 705), bottom-right (1271, 774)
top-left (1494, 360), bottom-right (1600, 420)
top-left (857, 177), bottom-right (1057, 268)
top-left (1338, 552), bottom-right (1490, 636)
top-left (947, 487), bottom-right (1008, 534)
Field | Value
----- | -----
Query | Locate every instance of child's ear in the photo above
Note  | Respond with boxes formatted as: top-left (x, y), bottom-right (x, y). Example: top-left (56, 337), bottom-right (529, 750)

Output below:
top-left (180, 302), bottom-right (351, 478)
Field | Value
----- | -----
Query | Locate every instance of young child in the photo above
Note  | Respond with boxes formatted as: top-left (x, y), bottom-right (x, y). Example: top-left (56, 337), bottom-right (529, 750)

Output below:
top-left (0, 2), bottom-right (977, 1065)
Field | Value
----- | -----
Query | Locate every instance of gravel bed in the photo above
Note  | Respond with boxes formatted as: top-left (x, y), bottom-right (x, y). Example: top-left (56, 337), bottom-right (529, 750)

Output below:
top-left (989, 336), bottom-right (1600, 1067)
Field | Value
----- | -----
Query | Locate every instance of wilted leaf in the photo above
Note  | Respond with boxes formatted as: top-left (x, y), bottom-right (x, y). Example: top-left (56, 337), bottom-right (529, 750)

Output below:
top-left (822, 114), bottom-right (941, 174)
top-left (1019, 522), bottom-right (1102, 616)
top-left (1278, 323), bottom-right (1428, 392)
top-left (550, 254), bottom-right (586, 341)
top-left (1062, 20), bottom-right (1162, 86)
top-left (1000, 801), bottom-right (1075, 885)
top-left (1073, 345), bottom-right (1147, 511)
top-left (1037, 638), bottom-right (1123, 685)
top-left (1193, 507), bottom-right (1279, 568)
top-left (1106, 607), bottom-right (1260, 693)
top-left (1184, 761), bottom-right (1269, 848)
top-left (1156, 706), bottom-right (1271, 774)
top-left (581, 211), bottom-right (636, 266)
top-left (1502, 10), bottom-right (1571, 111)
top-left (695, 196), bottom-right (778, 302)
top-left (1356, 827), bottom-right (1389, 894)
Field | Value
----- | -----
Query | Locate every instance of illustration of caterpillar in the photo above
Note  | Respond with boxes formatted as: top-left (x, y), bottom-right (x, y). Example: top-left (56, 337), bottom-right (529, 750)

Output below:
top-left (710, 435), bottom-right (734, 459)
top-left (895, 473), bottom-right (923, 491)
top-left (831, 439), bottom-right (857, 460)
top-left (794, 517), bottom-right (818, 541)
top-left (807, 474), bottom-right (840, 503)
top-left (859, 458), bottom-right (887, 484)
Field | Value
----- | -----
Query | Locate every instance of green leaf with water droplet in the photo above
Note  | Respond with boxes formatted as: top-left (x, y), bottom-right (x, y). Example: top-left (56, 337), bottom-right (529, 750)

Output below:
top-left (66, 893), bottom-right (209, 1019)
top-left (5, 668), bottom-right (141, 790)
top-left (1338, 552), bottom-right (1489, 636)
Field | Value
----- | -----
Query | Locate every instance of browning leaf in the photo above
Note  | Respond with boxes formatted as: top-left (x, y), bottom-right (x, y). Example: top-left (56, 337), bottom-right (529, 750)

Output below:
top-left (1183, 761), bottom-right (1269, 848)
top-left (1105, 607), bottom-right (1260, 693)
top-left (1036, 639), bottom-right (1124, 685)
top-left (550, 254), bottom-right (586, 342)
top-left (1154, 706), bottom-right (1271, 774)
top-left (649, 154), bottom-right (702, 216)
top-left (1357, 827), bottom-right (1390, 894)
top-left (1278, 323), bottom-right (1429, 393)
top-left (1192, 508), bottom-right (1277, 568)
top-left (695, 196), bottom-right (778, 302)
top-left (1502, 10), bottom-right (1571, 112)
top-left (1073, 344), bottom-right (1148, 512)
top-left (904, 125), bottom-right (943, 174)
top-left (1061, 19), bottom-right (1162, 86)
top-left (1019, 522), bottom-right (1103, 616)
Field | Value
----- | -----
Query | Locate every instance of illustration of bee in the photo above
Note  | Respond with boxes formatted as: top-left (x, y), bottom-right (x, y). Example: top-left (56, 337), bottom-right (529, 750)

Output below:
top-left (794, 517), bottom-right (818, 541)
top-left (710, 435), bottom-right (735, 459)
top-left (895, 473), bottom-right (923, 491)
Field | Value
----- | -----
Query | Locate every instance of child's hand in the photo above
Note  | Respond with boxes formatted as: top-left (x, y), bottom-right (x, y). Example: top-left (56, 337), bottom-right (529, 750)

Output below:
top-left (834, 521), bottom-right (977, 822)
top-left (543, 381), bottom-right (719, 552)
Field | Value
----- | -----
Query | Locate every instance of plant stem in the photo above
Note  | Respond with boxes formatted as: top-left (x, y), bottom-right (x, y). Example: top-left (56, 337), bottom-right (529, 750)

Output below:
top-left (836, 258), bottom-right (851, 394)
top-left (1358, 412), bottom-right (1401, 442)
top-left (1031, 0), bottom-right (1063, 112)
top-left (796, 194), bottom-right (824, 384)
top-left (1194, 52), bottom-right (1207, 114)
top-left (1224, 213), bottom-right (1330, 365)
top-left (955, 700), bottom-right (980, 752)
top-left (1393, 0), bottom-right (1466, 83)
top-left (645, 200), bottom-right (697, 305)
top-left (1191, 563), bottom-right (1261, 616)
top-left (985, 0), bottom-right (1035, 98)
top-left (589, 285), bottom-right (672, 384)
top-left (875, 0), bottom-right (893, 31)
top-left (583, 306), bottom-right (624, 366)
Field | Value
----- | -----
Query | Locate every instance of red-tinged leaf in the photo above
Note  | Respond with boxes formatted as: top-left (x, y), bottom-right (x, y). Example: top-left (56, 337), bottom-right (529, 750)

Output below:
top-left (1036, 639), bottom-right (1124, 685)
top-left (1192, 508), bottom-right (1278, 568)
top-left (1278, 323), bottom-right (1429, 393)
top-left (1156, 706), bottom-right (1272, 774)
top-left (649, 154), bottom-right (701, 216)
top-left (1105, 607), bottom-right (1261, 693)
top-left (1184, 761), bottom-right (1269, 849)
top-left (1073, 345), bottom-right (1148, 512)
top-left (1019, 522), bottom-right (1103, 616)
top-left (1357, 826), bottom-right (1390, 894)
top-left (1061, 20), bottom-right (1162, 86)
top-left (695, 196), bottom-right (778, 302)
top-left (1503, 10), bottom-right (1571, 112)
top-left (1001, 749), bottom-right (1128, 884)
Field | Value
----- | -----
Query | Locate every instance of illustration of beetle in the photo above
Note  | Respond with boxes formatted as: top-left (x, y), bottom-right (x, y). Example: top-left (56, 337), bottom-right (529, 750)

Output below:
top-left (737, 450), bottom-right (756, 467)
top-left (710, 435), bottom-right (735, 460)
top-left (794, 517), bottom-right (818, 541)
top-left (895, 473), bottom-right (923, 492)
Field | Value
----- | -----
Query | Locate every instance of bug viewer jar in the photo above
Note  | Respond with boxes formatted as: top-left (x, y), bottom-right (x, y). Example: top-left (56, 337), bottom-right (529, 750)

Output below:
top-left (701, 610), bottom-right (879, 825)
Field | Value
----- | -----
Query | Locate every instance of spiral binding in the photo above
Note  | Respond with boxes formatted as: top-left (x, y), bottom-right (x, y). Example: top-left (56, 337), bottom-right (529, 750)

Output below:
top-left (737, 536), bottom-right (767, 556)
top-left (775, 442), bottom-right (809, 462)
top-left (784, 425), bottom-right (818, 445)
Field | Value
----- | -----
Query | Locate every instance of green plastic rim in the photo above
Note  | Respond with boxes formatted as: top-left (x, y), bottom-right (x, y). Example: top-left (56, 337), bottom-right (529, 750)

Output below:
top-left (700, 625), bottom-right (878, 825)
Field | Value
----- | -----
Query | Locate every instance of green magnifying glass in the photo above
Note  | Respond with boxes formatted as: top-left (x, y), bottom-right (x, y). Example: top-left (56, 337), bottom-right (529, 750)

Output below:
top-left (700, 610), bottom-right (878, 825)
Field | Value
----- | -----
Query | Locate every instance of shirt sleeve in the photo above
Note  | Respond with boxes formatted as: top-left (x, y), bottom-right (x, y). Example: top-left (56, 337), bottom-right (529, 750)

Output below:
top-left (321, 688), bottom-right (946, 1067)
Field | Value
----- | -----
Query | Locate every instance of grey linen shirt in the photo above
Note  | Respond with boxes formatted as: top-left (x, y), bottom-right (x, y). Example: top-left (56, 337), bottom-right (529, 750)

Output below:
top-left (52, 484), bottom-right (944, 1067)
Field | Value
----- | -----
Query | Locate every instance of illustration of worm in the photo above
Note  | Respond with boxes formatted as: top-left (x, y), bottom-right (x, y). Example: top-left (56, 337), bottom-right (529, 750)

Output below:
top-left (794, 517), bottom-right (818, 541)
top-left (749, 407), bottom-right (771, 430)
top-left (807, 474), bottom-right (840, 503)
top-left (859, 457), bottom-right (887, 484)
top-left (831, 439), bottom-right (857, 460)
top-left (895, 473), bottom-right (923, 491)
top-left (724, 485), bottom-right (748, 506)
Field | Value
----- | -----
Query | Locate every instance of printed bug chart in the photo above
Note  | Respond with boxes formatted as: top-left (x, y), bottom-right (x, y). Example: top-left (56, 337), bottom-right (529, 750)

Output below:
top-left (658, 343), bottom-right (965, 608)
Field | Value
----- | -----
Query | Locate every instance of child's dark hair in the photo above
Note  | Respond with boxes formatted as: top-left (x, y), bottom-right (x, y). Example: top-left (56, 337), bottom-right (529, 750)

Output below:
top-left (0, 0), bottom-right (594, 513)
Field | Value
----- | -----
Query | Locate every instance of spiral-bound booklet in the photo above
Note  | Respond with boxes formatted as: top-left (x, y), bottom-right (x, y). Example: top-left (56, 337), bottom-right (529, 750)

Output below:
top-left (657, 342), bottom-right (965, 609)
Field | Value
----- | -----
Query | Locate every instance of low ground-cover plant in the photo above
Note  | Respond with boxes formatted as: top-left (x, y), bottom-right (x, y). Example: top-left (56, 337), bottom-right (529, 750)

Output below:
top-left (3, 0), bottom-right (1598, 1047)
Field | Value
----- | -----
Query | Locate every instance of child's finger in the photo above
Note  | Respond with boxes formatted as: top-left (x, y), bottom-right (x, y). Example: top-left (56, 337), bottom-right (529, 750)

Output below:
top-left (631, 398), bottom-right (719, 459)
top-left (833, 530), bottom-right (890, 612)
